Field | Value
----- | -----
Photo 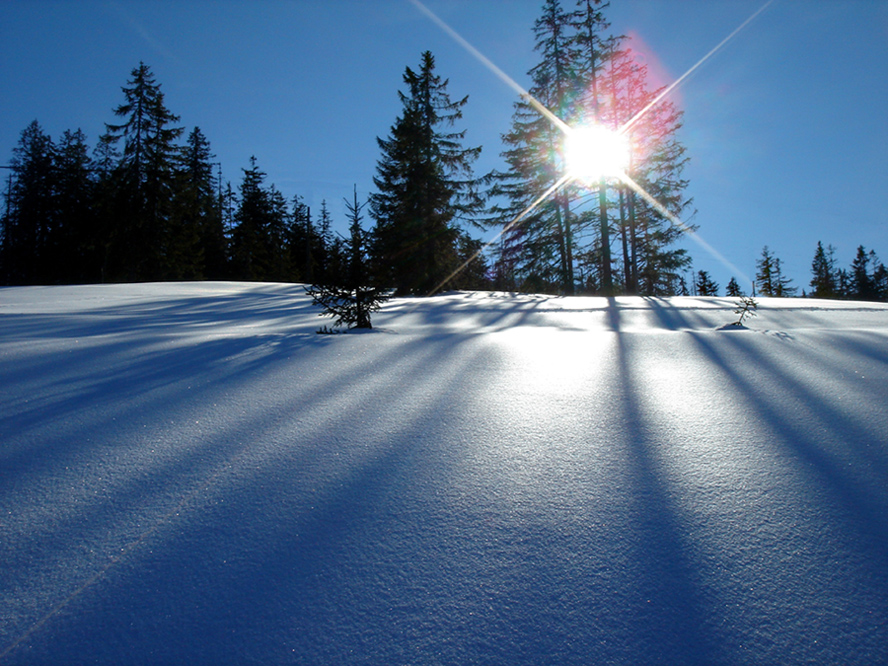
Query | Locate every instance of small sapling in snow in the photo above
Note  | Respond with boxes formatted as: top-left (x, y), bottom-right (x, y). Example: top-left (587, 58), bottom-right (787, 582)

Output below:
top-left (307, 186), bottom-right (391, 331)
top-left (731, 295), bottom-right (758, 327)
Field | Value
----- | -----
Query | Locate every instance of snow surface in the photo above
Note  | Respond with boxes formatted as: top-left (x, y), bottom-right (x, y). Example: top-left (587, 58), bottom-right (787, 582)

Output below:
top-left (1, 282), bottom-right (887, 665)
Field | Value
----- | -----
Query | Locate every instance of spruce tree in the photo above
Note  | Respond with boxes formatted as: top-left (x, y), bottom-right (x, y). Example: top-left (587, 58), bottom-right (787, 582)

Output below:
top-left (493, 0), bottom-right (693, 296)
top-left (809, 241), bottom-right (838, 299)
top-left (772, 256), bottom-right (797, 297)
top-left (1, 121), bottom-right (55, 284)
top-left (726, 276), bottom-right (742, 297)
top-left (178, 127), bottom-right (227, 279)
top-left (308, 187), bottom-right (390, 329)
top-left (494, 0), bottom-right (579, 294)
top-left (694, 270), bottom-right (719, 296)
top-left (230, 157), bottom-right (290, 281)
top-left (101, 62), bottom-right (184, 280)
top-left (370, 51), bottom-right (483, 295)
top-left (52, 129), bottom-right (97, 283)
top-left (850, 245), bottom-right (876, 301)
top-left (755, 246), bottom-right (775, 296)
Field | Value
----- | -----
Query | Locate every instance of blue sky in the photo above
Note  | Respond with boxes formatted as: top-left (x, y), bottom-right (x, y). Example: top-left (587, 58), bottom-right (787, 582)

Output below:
top-left (2, 0), bottom-right (886, 292)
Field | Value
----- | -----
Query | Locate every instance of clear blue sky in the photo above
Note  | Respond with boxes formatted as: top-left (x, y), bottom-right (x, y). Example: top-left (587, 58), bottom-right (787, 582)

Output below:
top-left (2, 0), bottom-right (886, 292)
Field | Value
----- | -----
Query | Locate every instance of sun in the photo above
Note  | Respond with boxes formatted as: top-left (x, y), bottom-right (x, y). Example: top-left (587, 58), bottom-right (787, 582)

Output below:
top-left (564, 124), bottom-right (630, 184)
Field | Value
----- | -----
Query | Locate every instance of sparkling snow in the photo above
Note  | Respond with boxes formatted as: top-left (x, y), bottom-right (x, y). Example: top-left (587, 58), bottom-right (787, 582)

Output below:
top-left (1, 282), bottom-right (887, 664)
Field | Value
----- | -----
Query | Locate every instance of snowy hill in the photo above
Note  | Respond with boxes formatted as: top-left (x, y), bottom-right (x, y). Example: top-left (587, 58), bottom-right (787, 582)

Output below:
top-left (2, 282), bottom-right (887, 665)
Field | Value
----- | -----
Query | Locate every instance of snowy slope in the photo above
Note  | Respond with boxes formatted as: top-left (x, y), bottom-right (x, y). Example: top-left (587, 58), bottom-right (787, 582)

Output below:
top-left (1, 282), bottom-right (887, 665)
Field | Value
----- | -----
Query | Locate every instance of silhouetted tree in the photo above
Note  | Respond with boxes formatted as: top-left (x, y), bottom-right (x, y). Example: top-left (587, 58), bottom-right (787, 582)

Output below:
top-left (849, 245), bottom-right (877, 301)
top-left (101, 62), bottom-right (184, 280)
top-left (494, 0), bottom-right (579, 294)
top-left (809, 241), bottom-right (838, 299)
top-left (370, 51), bottom-right (483, 295)
top-left (230, 157), bottom-right (291, 281)
top-left (726, 276), bottom-right (742, 297)
top-left (492, 0), bottom-right (692, 296)
top-left (178, 127), bottom-right (227, 279)
top-left (755, 246), bottom-right (776, 296)
top-left (694, 270), bottom-right (719, 296)
top-left (309, 187), bottom-right (390, 329)
top-left (1, 121), bottom-right (55, 284)
top-left (773, 257), bottom-right (797, 297)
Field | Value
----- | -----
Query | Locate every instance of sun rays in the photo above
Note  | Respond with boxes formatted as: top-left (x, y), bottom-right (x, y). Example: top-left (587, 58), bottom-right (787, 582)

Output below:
top-left (413, 0), bottom-right (772, 294)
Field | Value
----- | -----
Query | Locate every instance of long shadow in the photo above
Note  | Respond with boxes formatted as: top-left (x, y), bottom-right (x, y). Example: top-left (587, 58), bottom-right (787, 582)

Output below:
top-left (0, 319), bottom-right (495, 664)
top-left (687, 328), bottom-right (888, 541)
top-left (21, 292), bottom-right (887, 663)
top-left (644, 297), bottom-right (888, 533)
top-left (604, 298), bottom-right (722, 663)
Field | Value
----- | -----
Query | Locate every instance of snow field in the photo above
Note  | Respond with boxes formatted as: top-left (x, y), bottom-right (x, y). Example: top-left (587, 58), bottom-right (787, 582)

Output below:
top-left (1, 282), bottom-right (887, 664)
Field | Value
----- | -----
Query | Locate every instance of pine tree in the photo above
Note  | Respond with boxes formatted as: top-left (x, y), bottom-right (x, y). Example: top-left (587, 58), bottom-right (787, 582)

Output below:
top-left (493, 1), bottom-right (693, 296)
top-left (601, 37), bottom-right (694, 296)
top-left (850, 245), bottom-right (876, 301)
top-left (52, 128), bottom-right (97, 283)
top-left (101, 62), bottom-right (184, 280)
top-left (694, 270), bottom-right (719, 296)
top-left (773, 257), bottom-right (797, 297)
top-left (370, 51), bottom-right (483, 295)
top-left (229, 157), bottom-right (290, 281)
top-left (230, 157), bottom-right (271, 280)
top-left (308, 187), bottom-right (391, 329)
top-left (1, 121), bottom-right (55, 284)
top-left (494, 0), bottom-right (579, 294)
top-left (178, 127), bottom-right (227, 279)
top-left (809, 241), bottom-right (838, 299)
top-left (726, 276), bottom-right (742, 297)
top-left (755, 246), bottom-right (775, 296)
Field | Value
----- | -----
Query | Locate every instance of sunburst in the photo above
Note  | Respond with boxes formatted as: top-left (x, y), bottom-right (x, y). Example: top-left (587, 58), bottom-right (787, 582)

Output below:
top-left (411, 0), bottom-right (770, 294)
top-left (564, 124), bottom-right (630, 185)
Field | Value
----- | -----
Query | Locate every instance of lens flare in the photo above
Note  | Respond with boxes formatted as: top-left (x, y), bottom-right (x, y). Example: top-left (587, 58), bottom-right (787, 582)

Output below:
top-left (409, 0), bottom-right (770, 292)
top-left (564, 125), bottom-right (630, 184)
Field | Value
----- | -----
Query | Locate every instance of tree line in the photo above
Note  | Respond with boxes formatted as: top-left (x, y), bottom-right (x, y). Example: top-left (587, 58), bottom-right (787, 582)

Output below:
top-left (690, 242), bottom-right (888, 302)
top-left (0, 61), bottom-right (491, 292)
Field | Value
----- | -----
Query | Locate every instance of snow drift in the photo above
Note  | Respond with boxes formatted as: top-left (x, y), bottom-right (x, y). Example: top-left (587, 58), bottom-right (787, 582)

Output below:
top-left (1, 282), bottom-right (887, 664)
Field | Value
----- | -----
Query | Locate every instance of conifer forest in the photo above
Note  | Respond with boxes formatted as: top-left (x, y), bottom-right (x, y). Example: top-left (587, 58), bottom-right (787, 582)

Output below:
top-left (1, 0), bottom-right (885, 302)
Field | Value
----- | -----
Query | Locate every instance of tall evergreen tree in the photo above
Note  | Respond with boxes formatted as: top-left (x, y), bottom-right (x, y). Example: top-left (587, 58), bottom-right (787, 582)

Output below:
top-left (755, 245), bottom-right (776, 296)
top-left (52, 128), bottom-right (97, 283)
top-left (756, 246), bottom-right (795, 297)
top-left (571, 0), bottom-right (614, 293)
top-left (1, 121), bottom-right (55, 284)
top-left (178, 127), bottom-right (227, 279)
top-left (370, 51), bottom-right (483, 295)
top-left (101, 62), bottom-right (184, 280)
top-left (809, 240), bottom-right (838, 299)
top-left (493, 0), bottom-right (693, 296)
top-left (230, 157), bottom-right (281, 281)
top-left (772, 256), bottom-right (797, 297)
top-left (494, 0), bottom-right (579, 294)
top-left (849, 245), bottom-right (877, 301)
